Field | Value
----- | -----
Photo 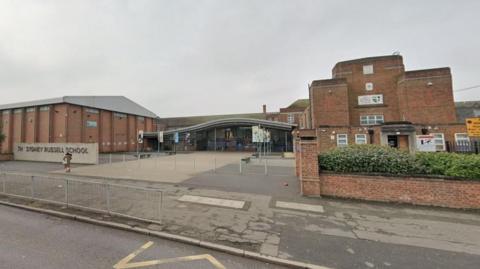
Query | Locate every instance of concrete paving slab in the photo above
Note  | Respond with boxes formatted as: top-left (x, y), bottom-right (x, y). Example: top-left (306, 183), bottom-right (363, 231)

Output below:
top-left (275, 201), bottom-right (325, 213)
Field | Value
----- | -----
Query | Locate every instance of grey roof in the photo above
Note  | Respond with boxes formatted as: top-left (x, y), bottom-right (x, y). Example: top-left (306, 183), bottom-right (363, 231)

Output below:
top-left (0, 96), bottom-right (157, 118)
top-left (144, 118), bottom-right (296, 137)
top-left (455, 101), bottom-right (480, 123)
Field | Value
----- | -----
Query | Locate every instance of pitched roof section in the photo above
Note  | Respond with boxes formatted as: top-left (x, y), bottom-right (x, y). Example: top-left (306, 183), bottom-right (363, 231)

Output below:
top-left (286, 99), bottom-right (309, 109)
top-left (0, 96), bottom-right (157, 118)
top-left (455, 101), bottom-right (480, 123)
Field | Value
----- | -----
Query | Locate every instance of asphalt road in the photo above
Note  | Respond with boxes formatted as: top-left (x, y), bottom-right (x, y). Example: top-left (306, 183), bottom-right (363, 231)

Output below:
top-left (0, 205), bottom-right (287, 269)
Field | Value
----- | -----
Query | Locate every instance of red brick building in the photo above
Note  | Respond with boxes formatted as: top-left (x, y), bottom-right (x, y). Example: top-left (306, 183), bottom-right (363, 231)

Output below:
top-left (0, 96), bottom-right (157, 154)
top-left (299, 55), bottom-right (469, 152)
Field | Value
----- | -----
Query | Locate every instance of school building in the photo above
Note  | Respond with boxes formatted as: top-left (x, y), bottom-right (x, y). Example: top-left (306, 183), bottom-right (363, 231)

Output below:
top-left (295, 55), bottom-right (474, 153)
top-left (0, 96), bottom-right (157, 154)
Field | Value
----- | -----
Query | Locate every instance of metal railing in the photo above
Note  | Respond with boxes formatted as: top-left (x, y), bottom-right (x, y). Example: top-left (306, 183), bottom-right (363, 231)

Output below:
top-left (0, 172), bottom-right (163, 223)
top-left (445, 140), bottom-right (480, 154)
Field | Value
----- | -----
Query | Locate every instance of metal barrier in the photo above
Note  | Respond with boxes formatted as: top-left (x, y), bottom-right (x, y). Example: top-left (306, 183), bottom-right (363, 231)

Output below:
top-left (0, 172), bottom-right (163, 223)
top-left (129, 154), bottom-right (297, 177)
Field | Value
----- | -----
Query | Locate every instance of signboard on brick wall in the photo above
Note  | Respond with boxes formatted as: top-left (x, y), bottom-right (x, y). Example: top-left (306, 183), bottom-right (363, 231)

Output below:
top-left (466, 118), bottom-right (480, 137)
top-left (358, 94), bottom-right (383, 105)
top-left (14, 143), bottom-right (99, 164)
top-left (416, 135), bottom-right (436, 152)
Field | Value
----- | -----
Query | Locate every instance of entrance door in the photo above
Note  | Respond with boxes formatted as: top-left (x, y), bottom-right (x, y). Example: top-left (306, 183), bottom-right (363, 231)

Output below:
top-left (387, 135), bottom-right (398, 148)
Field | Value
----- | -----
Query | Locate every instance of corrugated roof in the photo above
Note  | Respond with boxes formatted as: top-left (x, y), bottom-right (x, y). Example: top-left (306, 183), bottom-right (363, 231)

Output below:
top-left (146, 118), bottom-right (295, 137)
top-left (0, 96), bottom-right (157, 118)
top-left (158, 113), bottom-right (267, 129)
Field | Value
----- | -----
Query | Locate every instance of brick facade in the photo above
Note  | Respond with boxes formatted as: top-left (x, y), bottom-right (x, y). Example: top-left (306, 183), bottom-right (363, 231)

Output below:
top-left (308, 55), bottom-right (457, 127)
top-left (297, 55), bottom-right (474, 154)
top-left (1, 102), bottom-right (156, 154)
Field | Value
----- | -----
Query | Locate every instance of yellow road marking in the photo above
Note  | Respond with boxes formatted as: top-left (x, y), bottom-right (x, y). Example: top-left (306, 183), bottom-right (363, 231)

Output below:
top-left (113, 241), bottom-right (226, 269)
top-left (114, 241), bottom-right (154, 268)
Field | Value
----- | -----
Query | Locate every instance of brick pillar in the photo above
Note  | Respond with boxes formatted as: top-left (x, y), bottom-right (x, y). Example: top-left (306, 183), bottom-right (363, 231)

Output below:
top-left (298, 139), bottom-right (321, 196)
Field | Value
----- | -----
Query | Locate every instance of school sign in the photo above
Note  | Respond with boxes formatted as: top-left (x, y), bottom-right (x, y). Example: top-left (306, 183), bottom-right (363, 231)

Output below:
top-left (13, 143), bottom-right (99, 164)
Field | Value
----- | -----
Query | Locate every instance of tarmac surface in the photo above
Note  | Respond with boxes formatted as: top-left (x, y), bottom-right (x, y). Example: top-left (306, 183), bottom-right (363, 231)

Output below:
top-left (0, 204), bottom-right (287, 269)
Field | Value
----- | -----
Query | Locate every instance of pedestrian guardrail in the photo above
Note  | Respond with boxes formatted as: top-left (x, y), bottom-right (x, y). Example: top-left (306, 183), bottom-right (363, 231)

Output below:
top-left (0, 172), bottom-right (163, 223)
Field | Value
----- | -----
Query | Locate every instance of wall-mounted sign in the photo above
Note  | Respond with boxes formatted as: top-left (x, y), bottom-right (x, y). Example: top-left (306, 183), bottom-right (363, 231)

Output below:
top-left (174, 132), bottom-right (179, 144)
top-left (138, 130), bottom-right (144, 144)
top-left (466, 118), bottom-right (480, 137)
top-left (416, 135), bottom-right (436, 152)
top-left (358, 94), bottom-right (383, 105)
top-left (158, 131), bottom-right (164, 143)
top-left (14, 143), bottom-right (99, 164)
top-left (86, 120), bottom-right (97, 128)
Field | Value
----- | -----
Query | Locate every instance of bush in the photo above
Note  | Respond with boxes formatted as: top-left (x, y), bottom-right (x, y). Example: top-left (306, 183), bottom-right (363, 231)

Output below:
top-left (319, 145), bottom-right (426, 175)
top-left (416, 152), bottom-right (480, 180)
top-left (319, 145), bottom-right (480, 180)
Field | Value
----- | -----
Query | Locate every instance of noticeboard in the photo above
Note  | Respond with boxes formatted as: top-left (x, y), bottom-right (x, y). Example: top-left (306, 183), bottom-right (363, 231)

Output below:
top-left (416, 135), bottom-right (436, 152)
top-left (466, 118), bottom-right (480, 137)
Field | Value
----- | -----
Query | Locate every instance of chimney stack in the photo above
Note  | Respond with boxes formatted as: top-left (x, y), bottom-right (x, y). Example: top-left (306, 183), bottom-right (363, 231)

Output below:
top-left (262, 104), bottom-right (267, 114)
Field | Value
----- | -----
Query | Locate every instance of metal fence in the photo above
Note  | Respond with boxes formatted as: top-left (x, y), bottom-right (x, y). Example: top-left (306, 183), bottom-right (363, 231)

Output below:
top-left (446, 140), bottom-right (480, 154)
top-left (98, 152), bottom-right (167, 165)
top-left (0, 172), bottom-right (163, 222)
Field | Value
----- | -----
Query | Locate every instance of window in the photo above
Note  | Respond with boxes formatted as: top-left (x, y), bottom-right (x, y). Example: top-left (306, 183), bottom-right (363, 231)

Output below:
top-left (474, 109), bottom-right (480, 117)
top-left (287, 113), bottom-right (295, 124)
top-left (455, 133), bottom-right (470, 143)
top-left (114, 112), bottom-right (127, 118)
top-left (26, 107), bottom-right (35, 112)
top-left (365, 82), bottom-right (373, 91)
top-left (355, 134), bottom-right (367, 144)
top-left (360, 115), bottom-right (384, 125)
top-left (337, 134), bottom-right (348, 147)
top-left (363, 64), bottom-right (374, 74)
top-left (39, 106), bottom-right (50, 111)
top-left (432, 133), bottom-right (445, 151)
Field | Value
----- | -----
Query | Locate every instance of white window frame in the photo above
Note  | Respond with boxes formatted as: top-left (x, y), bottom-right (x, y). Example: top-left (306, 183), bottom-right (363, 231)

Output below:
top-left (365, 82), bottom-right (374, 91)
top-left (337, 134), bottom-right (348, 147)
top-left (355, 134), bottom-right (367, 144)
top-left (287, 113), bottom-right (295, 124)
top-left (360, 115), bottom-right (384, 125)
top-left (363, 64), bottom-right (374, 75)
top-left (432, 133), bottom-right (445, 151)
top-left (455, 133), bottom-right (470, 144)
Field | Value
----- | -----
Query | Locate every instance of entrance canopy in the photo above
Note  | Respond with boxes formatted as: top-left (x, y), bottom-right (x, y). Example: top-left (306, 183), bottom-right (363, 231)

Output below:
top-left (144, 118), bottom-right (296, 152)
top-left (146, 118), bottom-right (296, 137)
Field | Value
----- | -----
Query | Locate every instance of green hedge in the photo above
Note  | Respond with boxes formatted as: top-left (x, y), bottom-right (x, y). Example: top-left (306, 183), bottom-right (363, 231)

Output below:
top-left (416, 152), bottom-right (480, 179)
top-left (319, 145), bottom-right (480, 180)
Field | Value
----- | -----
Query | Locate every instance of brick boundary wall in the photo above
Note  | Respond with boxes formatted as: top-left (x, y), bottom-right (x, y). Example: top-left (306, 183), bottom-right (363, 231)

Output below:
top-left (295, 129), bottom-right (480, 209)
top-left (318, 173), bottom-right (480, 209)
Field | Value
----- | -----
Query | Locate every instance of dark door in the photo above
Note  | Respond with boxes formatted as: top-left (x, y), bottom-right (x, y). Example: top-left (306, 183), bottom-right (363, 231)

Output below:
top-left (387, 135), bottom-right (398, 148)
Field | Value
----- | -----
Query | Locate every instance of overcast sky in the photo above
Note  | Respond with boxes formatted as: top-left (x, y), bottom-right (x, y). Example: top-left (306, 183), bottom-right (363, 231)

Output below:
top-left (1, 0), bottom-right (479, 117)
